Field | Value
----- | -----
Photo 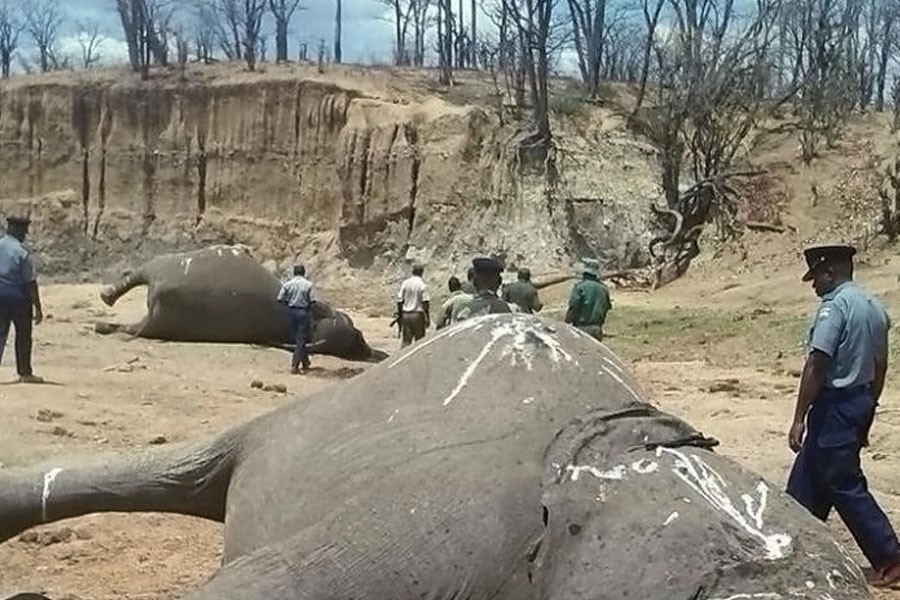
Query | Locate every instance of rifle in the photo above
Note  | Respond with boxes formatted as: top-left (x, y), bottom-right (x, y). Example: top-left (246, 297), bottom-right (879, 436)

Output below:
top-left (389, 314), bottom-right (401, 338)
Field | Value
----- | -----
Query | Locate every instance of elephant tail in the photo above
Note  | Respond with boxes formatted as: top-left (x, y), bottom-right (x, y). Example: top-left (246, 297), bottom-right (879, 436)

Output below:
top-left (100, 269), bottom-right (148, 307)
top-left (0, 425), bottom-right (246, 545)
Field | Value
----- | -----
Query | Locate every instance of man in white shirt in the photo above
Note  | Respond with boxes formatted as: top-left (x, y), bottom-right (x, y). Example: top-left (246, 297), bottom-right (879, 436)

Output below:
top-left (396, 263), bottom-right (430, 347)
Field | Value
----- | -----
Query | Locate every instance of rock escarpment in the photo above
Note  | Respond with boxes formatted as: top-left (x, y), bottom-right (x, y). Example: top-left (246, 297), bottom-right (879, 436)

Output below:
top-left (0, 67), bottom-right (661, 297)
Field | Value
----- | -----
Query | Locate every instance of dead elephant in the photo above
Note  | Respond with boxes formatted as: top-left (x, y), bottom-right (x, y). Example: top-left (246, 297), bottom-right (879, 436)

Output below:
top-left (0, 314), bottom-right (872, 599)
top-left (94, 245), bottom-right (386, 362)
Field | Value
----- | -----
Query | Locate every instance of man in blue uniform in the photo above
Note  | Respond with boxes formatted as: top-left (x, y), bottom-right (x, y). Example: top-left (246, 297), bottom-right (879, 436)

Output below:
top-left (786, 244), bottom-right (900, 588)
top-left (276, 263), bottom-right (319, 374)
top-left (0, 215), bottom-right (44, 383)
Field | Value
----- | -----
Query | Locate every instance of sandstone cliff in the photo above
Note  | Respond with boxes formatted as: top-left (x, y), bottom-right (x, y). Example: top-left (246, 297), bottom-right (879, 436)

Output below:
top-left (0, 64), bottom-right (661, 305)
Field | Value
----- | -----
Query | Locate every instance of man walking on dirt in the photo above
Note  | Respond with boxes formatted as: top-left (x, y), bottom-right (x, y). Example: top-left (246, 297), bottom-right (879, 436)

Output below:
top-left (786, 244), bottom-right (900, 589)
top-left (276, 263), bottom-right (319, 374)
top-left (396, 263), bottom-right (430, 347)
top-left (502, 267), bottom-right (543, 314)
top-left (437, 276), bottom-right (470, 330)
top-left (0, 215), bottom-right (44, 384)
top-left (451, 257), bottom-right (512, 322)
top-left (565, 257), bottom-right (611, 341)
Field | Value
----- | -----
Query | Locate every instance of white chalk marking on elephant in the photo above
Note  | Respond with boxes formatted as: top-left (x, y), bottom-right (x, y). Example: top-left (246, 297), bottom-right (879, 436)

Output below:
top-left (389, 315), bottom-right (495, 369)
top-left (657, 448), bottom-right (792, 560)
top-left (805, 581), bottom-right (814, 589)
top-left (566, 464), bottom-right (627, 481)
top-left (498, 319), bottom-right (575, 370)
top-left (41, 467), bottom-right (63, 522)
top-left (387, 409), bottom-right (399, 423)
top-left (182, 257), bottom-right (193, 276)
top-left (663, 511), bottom-right (679, 526)
top-left (824, 569), bottom-right (842, 589)
top-left (631, 458), bottom-right (658, 474)
top-left (441, 318), bottom-right (579, 406)
top-left (441, 328), bottom-right (506, 406)
top-left (523, 397), bottom-right (535, 405)
top-left (597, 367), bottom-right (642, 402)
top-left (741, 482), bottom-right (769, 530)
top-left (601, 356), bottom-right (624, 374)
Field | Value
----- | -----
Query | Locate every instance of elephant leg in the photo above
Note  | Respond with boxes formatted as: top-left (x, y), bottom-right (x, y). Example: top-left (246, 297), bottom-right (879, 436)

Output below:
top-left (99, 269), bottom-right (147, 307)
top-left (0, 428), bottom-right (244, 544)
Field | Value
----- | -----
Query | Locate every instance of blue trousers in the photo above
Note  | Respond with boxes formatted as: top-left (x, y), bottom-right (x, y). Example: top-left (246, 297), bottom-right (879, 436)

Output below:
top-left (0, 298), bottom-right (33, 377)
top-left (289, 308), bottom-right (311, 370)
top-left (786, 386), bottom-right (900, 570)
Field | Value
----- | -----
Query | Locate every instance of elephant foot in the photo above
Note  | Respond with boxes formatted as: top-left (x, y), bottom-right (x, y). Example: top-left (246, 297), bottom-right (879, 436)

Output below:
top-left (366, 348), bottom-right (390, 362)
top-left (5, 594), bottom-right (55, 600)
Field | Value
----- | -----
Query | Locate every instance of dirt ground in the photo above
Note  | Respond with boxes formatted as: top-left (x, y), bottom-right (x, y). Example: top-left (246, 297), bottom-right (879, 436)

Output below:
top-left (2, 269), bottom-right (900, 599)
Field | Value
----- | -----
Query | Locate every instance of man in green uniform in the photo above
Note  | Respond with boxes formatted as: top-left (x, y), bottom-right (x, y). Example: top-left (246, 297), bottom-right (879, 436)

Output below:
top-left (502, 268), bottom-right (543, 314)
top-left (451, 257), bottom-right (511, 323)
top-left (436, 276), bottom-right (471, 330)
top-left (565, 257), bottom-right (611, 341)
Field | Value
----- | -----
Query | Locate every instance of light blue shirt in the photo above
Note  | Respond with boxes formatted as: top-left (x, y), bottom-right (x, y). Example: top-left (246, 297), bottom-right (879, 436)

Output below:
top-left (807, 281), bottom-right (890, 389)
top-left (0, 234), bottom-right (35, 301)
top-left (277, 275), bottom-right (318, 309)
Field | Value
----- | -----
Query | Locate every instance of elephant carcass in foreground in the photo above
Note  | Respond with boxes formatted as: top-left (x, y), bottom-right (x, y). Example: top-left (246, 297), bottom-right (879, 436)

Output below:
top-left (0, 314), bottom-right (872, 599)
top-left (94, 245), bottom-right (386, 362)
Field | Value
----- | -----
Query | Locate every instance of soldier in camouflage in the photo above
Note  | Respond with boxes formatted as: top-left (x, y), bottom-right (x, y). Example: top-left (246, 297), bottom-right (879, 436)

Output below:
top-left (450, 257), bottom-right (512, 323)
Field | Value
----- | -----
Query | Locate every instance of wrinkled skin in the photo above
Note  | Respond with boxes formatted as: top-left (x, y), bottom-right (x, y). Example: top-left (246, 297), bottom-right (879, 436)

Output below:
top-left (0, 315), bottom-right (872, 600)
top-left (94, 245), bottom-right (386, 362)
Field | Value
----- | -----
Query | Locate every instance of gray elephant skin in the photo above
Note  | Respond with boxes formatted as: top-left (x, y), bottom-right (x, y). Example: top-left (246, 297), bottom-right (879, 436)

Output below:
top-left (95, 245), bottom-right (386, 362)
top-left (0, 314), bottom-right (872, 599)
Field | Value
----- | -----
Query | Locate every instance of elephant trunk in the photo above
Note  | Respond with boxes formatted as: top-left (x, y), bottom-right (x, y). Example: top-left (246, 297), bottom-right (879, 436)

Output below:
top-left (100, 269), bottom-right (148, 307)
top-left (0, 429), bottom-right (243, 544)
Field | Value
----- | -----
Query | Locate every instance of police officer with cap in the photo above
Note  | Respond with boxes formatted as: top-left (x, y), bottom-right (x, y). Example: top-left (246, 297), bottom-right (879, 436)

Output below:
top-left (0, 214), bottom-right (44, 384)
top-left (450, 257), bottom-right (512, 323)
top-left (786, 243), bottom-right (900, 588)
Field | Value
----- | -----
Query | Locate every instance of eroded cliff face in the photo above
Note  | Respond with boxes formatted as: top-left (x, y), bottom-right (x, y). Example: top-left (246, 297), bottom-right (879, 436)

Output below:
top-left (0, 67), bottom-right (661, 303)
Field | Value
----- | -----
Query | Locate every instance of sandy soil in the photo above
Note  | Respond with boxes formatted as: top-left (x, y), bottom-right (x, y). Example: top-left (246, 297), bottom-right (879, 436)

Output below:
top-left (1, 277), bottom-right (900, 600)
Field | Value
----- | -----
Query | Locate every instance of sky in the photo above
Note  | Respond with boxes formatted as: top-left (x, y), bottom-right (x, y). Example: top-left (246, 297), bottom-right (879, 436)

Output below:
top-left (54, 0), bottom-right (398, 68)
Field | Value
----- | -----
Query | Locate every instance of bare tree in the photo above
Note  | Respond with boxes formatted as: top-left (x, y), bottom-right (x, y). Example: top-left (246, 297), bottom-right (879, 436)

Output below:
top-left (269, 0), bottom-right (303, 62)
top-left (202, 0), bottom-right (267, 69)
top-left (633, 0), bottom-right (664, 110)
top-left (116, 0), bottom-right (175, 76)
top-left (642, 0), bottom-right (782, 281)
top-left (76, 20), bottom-right (105, 70)
top-left (500, 0), bottom-right (567, 162)
top-left (566, 0), bottom-right (606, 97)
top-left (334, 0), bottom-right (342, 63)
top-left (0, 0), bottom-right (21, 78)
top-left (22, 0), bottom-right (62, 73)
top-left (240, 0), bottom-right (267, 69)
top-left (193, 5), bottom-right (218, 63)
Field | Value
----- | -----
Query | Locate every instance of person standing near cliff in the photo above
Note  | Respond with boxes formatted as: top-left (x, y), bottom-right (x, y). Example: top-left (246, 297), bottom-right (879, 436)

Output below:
top-left (396, 263), bottom-right (430, 347)
top-left (437, 276), bottom-right (471, 330)
top-left (502, 267), bottom-right (543, 314)
top-left (565, 258), bottom-right (611, 341)
top-left (0, 215), bottom-right (44, 384)
top-left (276, 263), bottom-right (319, 374)
top-left (451, 257), bottom-right (512, 322)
